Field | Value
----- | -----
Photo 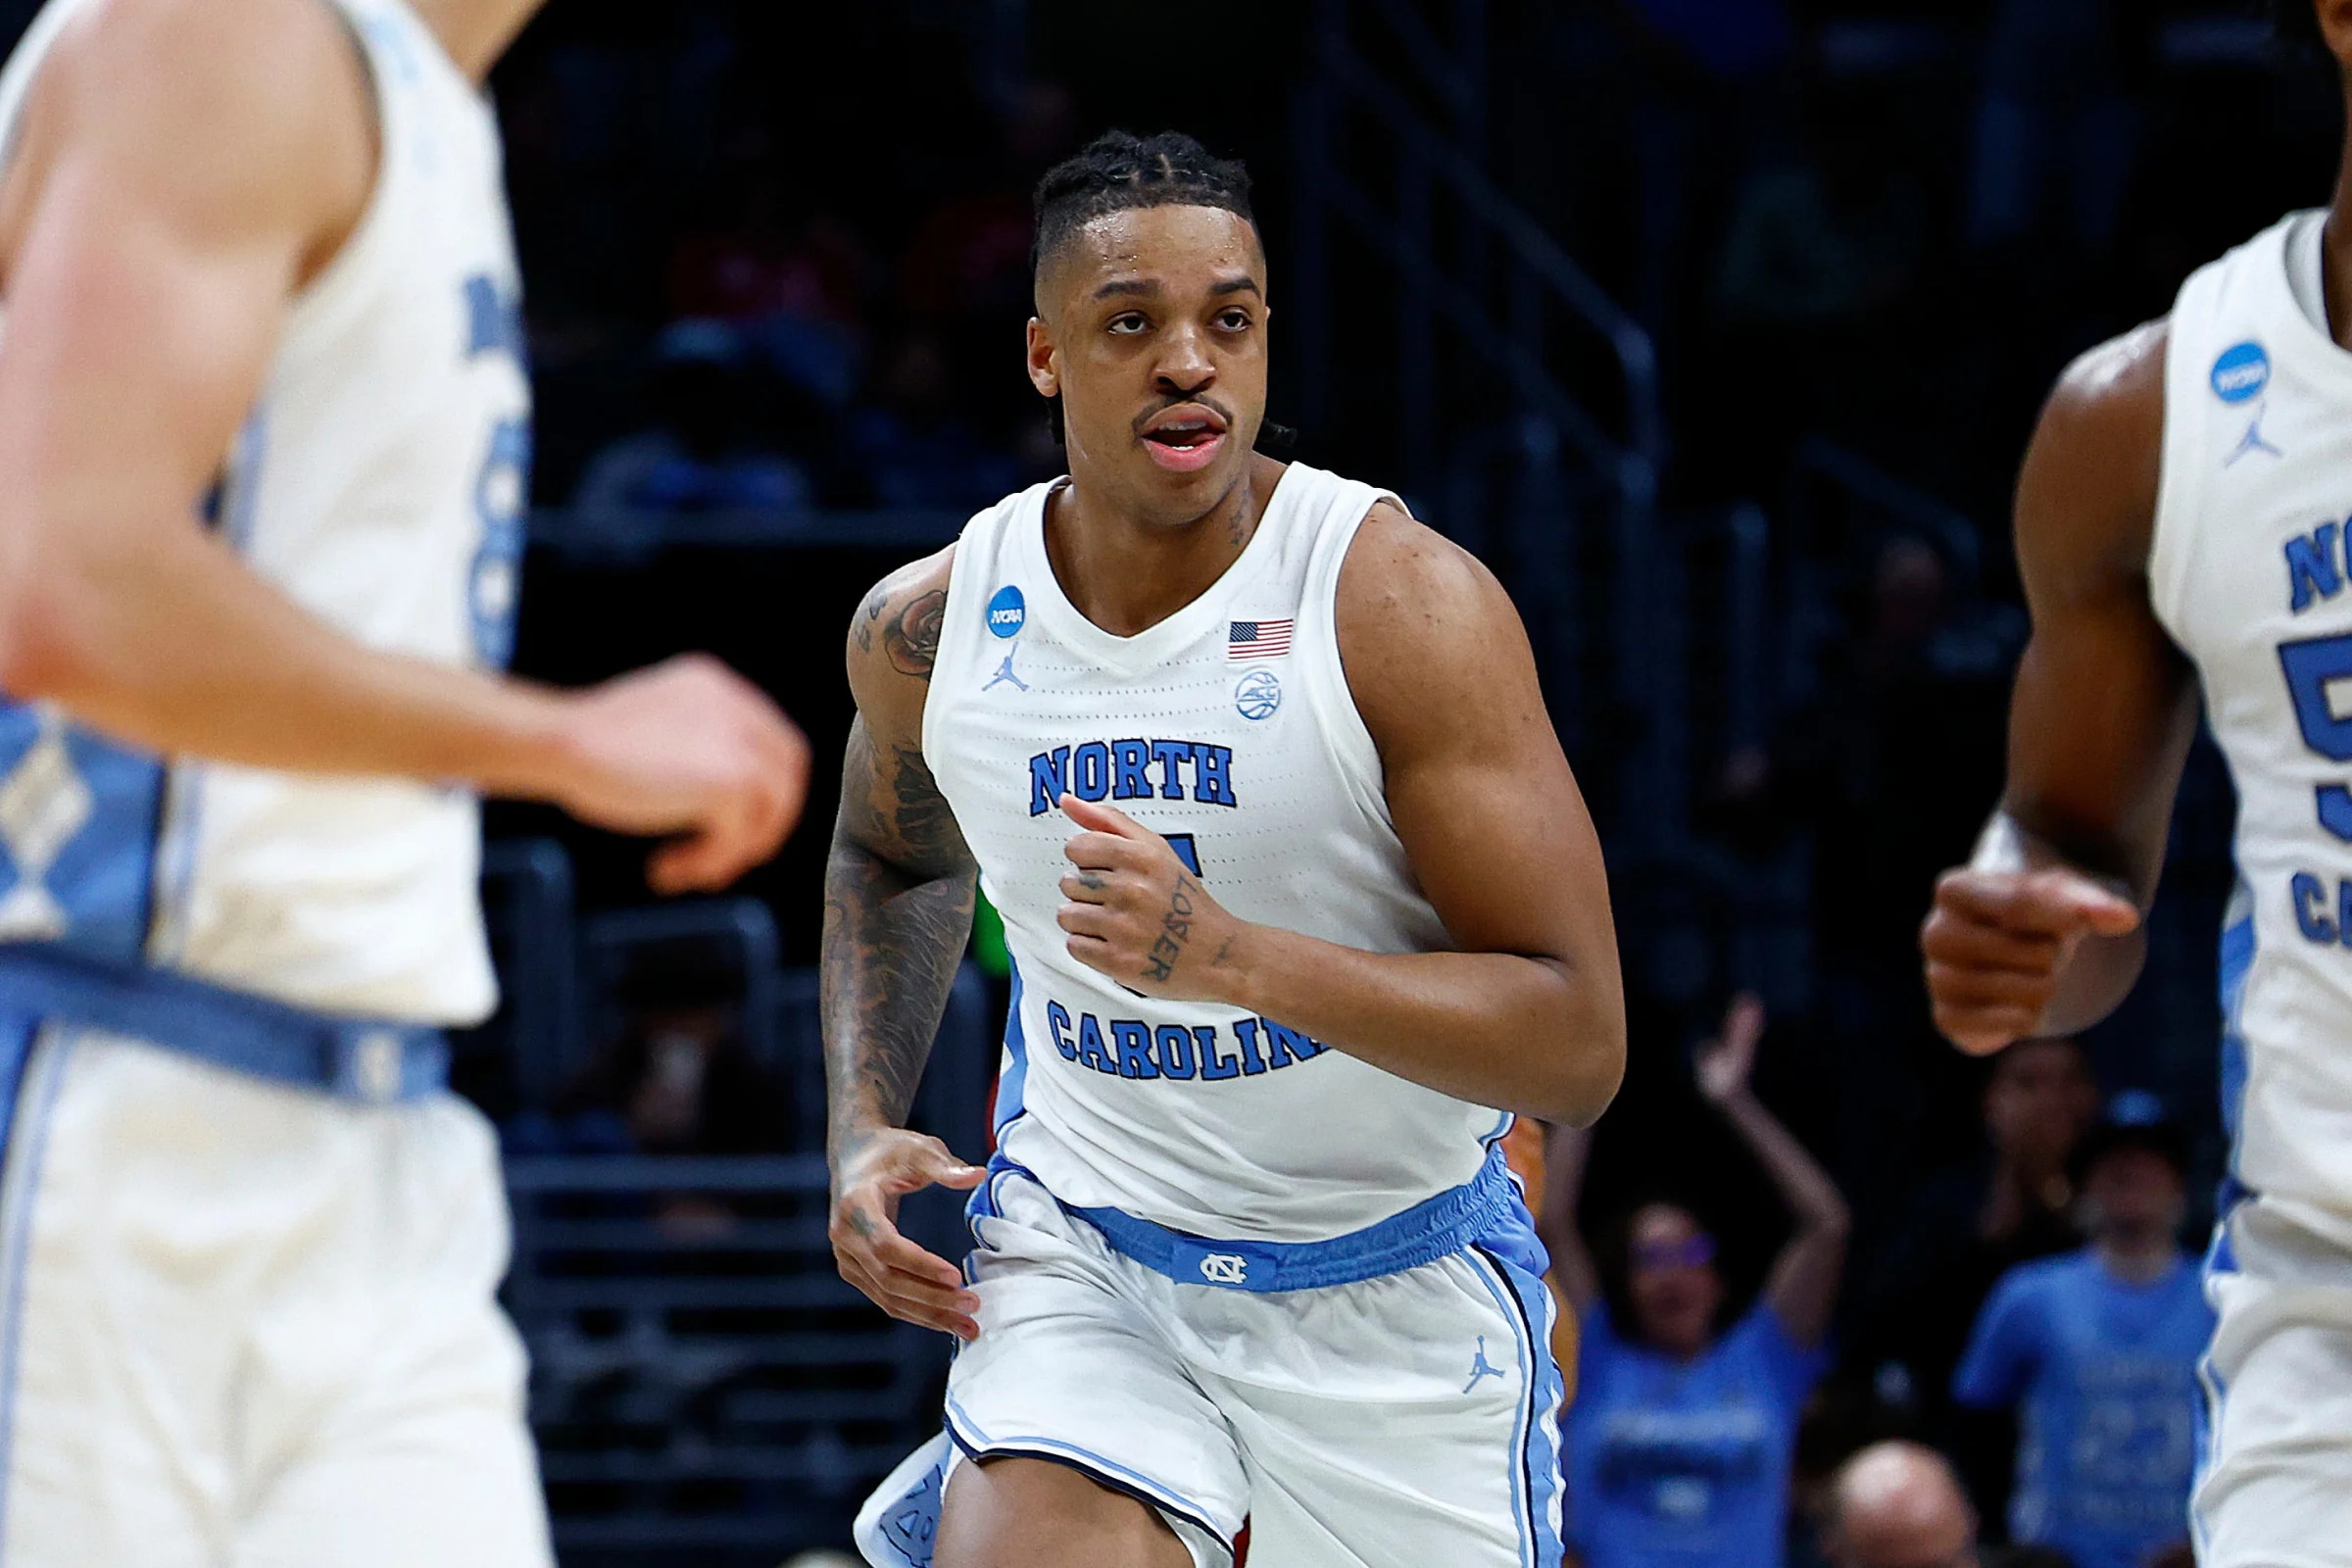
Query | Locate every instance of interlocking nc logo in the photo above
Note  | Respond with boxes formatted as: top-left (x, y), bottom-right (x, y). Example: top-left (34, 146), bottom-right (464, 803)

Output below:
top-left (1200, 1253), bottom-right (1249, 1286)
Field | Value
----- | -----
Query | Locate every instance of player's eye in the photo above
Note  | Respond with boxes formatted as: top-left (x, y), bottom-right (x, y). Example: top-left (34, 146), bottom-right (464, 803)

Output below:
top-left (1216, 309), bottom-right (1252, 331)
top-left (1107, 314), bottom-right (1150, 335)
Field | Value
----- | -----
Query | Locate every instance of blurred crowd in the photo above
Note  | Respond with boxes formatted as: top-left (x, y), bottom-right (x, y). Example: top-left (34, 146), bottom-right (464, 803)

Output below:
top-left (401, 0), bottom-right (2322, 1559)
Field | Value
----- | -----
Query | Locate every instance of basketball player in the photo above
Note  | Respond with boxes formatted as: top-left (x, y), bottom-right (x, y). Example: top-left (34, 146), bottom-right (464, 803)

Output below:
top-left (825, 131), bottom-right (1626, 1568)
top-left (1920, 4), bottom-right (2352, 1560)
top-left (0, 0), bottom-right (808, 1562)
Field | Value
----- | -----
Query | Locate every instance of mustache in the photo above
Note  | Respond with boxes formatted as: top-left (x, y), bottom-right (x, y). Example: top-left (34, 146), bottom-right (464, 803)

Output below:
top-left (1131, 394), bottom-right (1236, 437)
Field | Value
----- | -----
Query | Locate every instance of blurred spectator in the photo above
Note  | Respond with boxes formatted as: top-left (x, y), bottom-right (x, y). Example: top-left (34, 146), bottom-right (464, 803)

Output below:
top-left (1858, 1037), bottom-right (2099, 1436)
top-left (1951, 1096), bottom-right (2210, 1568)
top-left (571, 319), bottom-right (814, 514)
top-left (1547, 995), bottom-right (1849, 1568)
top-left (545, 947), bottom-right (790, 1159)
top-left (1967, 0), bottom-right (2139, 255)
top-left (1817, 1442), bottom-right (1978, 1568)
top-left (842, 330), bottom-right (1022, 511)
top-left (666, 161), bottom-right (864, 329)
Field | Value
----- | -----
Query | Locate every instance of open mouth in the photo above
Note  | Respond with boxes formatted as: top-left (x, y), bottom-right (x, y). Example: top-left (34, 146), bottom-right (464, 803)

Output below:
top-left (1140, 405), bottom-right (1230, 473)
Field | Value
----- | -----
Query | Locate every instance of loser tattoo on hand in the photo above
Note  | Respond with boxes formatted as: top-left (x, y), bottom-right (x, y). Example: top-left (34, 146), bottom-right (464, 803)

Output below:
top-left (885, 589), bottom-right (947, 681)
top-left (1142, 872), bottom-right (1201, 985)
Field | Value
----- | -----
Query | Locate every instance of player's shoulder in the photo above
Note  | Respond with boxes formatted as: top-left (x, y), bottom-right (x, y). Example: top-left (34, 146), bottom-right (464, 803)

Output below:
top-left (1334, 498), bottom-right (1515, 663)
top-left (846, 543), bottom-right (956, 706)
top-left (20, 0), bottom-right (370, 228)
top-left (2043, 317), bottom-right (2171, 438)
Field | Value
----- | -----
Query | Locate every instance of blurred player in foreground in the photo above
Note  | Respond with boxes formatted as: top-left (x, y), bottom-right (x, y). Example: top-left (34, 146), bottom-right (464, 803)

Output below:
top-left (824, 130), bottom-right (1625, 1568)
top-left (1920, 3), bottom-right (2352, 1558)
top-left (0, 0), bottom-right (808, 1560)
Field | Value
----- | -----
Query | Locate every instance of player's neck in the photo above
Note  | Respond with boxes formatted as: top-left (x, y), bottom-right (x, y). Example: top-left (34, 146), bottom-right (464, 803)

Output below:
top-left (2093, 1232), bottom-right (2177, 1287)
top-left (404, 0), bottom-right (546, 83)
top-left (2323, 141), bottom-right (2352, 354)
top-left (1047, 456), bottom-right (1279, 637)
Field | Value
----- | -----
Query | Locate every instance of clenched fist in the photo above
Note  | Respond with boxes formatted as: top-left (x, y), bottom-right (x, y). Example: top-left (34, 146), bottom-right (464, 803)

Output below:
top-left (1921, 865), bottom-right (2141, 1056)
top-left (1056, 795), bottom-right (1250, 1003)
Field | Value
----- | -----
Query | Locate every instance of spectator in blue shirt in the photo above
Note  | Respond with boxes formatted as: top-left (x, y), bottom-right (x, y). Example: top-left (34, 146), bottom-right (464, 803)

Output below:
top-left (1546, 995), bottom-right (1850, 1568)
top-left (1952, 1097), bottom-right (2213, 1568)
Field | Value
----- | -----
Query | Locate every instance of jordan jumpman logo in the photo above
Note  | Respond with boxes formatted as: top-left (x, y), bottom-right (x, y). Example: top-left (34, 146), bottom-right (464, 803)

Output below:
top-left (1462, 1336), bottom-right (1504, 1395)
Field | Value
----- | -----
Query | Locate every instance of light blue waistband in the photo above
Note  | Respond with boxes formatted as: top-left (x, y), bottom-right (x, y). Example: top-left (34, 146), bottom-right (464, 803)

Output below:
top-left (0, 944), bottom-right (448, 1103)
top-left (1059, 1144), bottom-right (1523, 1294)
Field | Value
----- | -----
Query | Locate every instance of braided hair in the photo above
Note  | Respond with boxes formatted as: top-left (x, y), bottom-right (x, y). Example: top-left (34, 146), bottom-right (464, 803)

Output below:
top-left (1031, 129), bottom-right (1256, 283)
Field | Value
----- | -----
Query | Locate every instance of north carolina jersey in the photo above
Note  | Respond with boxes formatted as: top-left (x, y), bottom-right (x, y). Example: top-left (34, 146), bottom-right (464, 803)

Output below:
top-left (2154, 210), bottom-right (2352, 1242)
top-left (922, 463), bottom-right (1506, 1242)
top-left (0, 0), bottom-right (530, 1024)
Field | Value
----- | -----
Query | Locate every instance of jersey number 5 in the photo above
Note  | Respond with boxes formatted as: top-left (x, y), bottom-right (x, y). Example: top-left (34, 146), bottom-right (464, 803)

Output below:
top-left (2279, 634), bottom-right (2352, 841)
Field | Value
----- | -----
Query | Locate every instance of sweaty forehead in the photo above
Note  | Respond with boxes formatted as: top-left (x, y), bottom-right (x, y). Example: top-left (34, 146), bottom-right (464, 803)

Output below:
top-left (1039, 205), bottom-right (1265, 313)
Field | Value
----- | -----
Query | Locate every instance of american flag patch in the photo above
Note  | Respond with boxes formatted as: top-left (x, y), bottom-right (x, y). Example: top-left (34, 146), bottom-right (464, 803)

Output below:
top-left (1228, 618), bottom-right (1294, 661)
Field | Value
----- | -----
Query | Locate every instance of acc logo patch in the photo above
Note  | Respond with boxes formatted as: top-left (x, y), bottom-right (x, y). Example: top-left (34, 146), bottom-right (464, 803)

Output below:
top-left (987, 585), bottom-right (1027, 639)
top-left (2212, 341), bottom-right (2271, 406)
top-left (1234, 668), bottom-right (1282, 722)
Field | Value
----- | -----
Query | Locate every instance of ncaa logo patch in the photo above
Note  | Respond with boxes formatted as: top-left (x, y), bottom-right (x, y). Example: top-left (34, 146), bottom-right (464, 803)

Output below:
top-left (987, 585), bottom-right (1026, 639)
top-left (2212, 341), bottom-right (2271, 406)
top-left (1234, 668), bottom-right (1281, 721)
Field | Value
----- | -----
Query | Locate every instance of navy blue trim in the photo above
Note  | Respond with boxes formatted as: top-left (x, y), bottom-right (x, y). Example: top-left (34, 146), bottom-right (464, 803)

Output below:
top-left (0, 945), bottom-right (446, 1102)
top-left (1065, 1144), bottom-right (1518, 1293)
top-left (943, 1419), bottom-right (1232, 1558)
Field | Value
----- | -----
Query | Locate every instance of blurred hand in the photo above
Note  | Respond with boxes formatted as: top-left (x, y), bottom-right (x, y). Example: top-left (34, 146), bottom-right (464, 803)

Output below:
top-left (1921, 866), bottom-right (2140, 1056)
top-left (548, 655), bottom-right (810, 894)
top-left (829, 1128), bottom-right (986, 1341)
top-left (1056, 795), bottom-right (1248, 1002)
top-left (1694, 992), bottom-right (1766, 1104)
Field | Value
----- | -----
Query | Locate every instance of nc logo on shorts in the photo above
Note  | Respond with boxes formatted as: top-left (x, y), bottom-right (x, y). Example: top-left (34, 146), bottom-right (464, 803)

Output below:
top-left (1234, 669), bottom-right (1281, 722)
top-left (2212, 341), bottom-right (2271, 406)
top-left (987, 586), bottom-right (1026, 639)
top-left (1200, 1252), bottom-right (1250, 1286)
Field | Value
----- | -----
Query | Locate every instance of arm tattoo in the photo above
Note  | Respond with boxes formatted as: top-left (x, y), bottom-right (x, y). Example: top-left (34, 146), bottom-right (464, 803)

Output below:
top-left (884, 589), bottom-right (947, 682)
top-left (852, 585), bottom-right (886, 655)
top-left (822, 717), bottom-right (978, 1166)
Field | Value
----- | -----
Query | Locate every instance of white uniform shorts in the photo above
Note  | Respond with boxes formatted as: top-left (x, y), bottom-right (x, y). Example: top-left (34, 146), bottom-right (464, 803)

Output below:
top-left (856, 1161), bottom-right (1565, 1568)
top-left (0, 1025), bottom-right (553, 1567)
top-left (2195, 1192), bottom-right (2352, 1567)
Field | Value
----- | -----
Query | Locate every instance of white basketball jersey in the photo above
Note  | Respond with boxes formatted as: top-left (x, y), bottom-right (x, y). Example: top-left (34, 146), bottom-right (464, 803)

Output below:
top-left (0, 0), bottom-right (529, 1024)
top-left (923, 463), bottom-right (1507, 1243)
top-left (2154, 210), bottom-right (2352, 1241)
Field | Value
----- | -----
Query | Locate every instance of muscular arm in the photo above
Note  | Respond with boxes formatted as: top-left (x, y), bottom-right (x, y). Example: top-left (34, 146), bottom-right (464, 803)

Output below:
top-left (0, 0), bottom-right (804, 891)
top-left (822, 552), bottom-right (987, 1339)
top-left (1923, 323), bottom-right (2202, 1053)
top-left (1059, 505), bottom-right (1627, 1126)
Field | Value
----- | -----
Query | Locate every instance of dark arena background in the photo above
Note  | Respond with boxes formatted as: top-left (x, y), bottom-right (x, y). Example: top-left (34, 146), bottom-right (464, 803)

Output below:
top-left (1, 0), bottom-right (2327, 1562)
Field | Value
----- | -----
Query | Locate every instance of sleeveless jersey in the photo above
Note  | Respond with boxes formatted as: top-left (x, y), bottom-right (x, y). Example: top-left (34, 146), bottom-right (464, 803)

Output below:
top-left (2154, 210), bottom-right (2352, 1242)
top-left (923, 463), bottom-right (1508, 1243)
top-left (0, 0), bottom-right (530, 1024)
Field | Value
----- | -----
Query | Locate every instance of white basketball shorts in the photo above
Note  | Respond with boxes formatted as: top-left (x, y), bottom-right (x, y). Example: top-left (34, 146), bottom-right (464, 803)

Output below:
top-left (2195, 1191), bottom-right (2352, 1567)
top-left (0, 1024), bottom-right (554, 1567)
top-left (856, 1158), bottom-right (1565, 1568)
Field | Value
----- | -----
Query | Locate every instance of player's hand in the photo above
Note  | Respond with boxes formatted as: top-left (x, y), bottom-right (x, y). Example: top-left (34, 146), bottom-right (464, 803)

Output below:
top-left (548, 655), bottom-right (811, 894)
top-left (829, 1127), bottom-right (986, 1342)
top-left (1693, 992), bottom-right (1765, 1104)
top-left (1921, 866), bottom-right (2140, 1056)
top-left (1057, 795), bottom-right (1248, 1003)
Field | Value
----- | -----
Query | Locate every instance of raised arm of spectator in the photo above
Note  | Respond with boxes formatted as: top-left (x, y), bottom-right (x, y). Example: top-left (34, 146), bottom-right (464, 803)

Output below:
top-left (1539, 1118), bottom-right (1602, 1316)
top-left (1696, 995), bottom-right (1851, 1349)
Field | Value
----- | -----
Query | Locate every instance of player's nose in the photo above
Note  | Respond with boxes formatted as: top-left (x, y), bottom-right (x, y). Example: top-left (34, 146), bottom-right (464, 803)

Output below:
top-left (1152, 323), bottom-right (1215, 390)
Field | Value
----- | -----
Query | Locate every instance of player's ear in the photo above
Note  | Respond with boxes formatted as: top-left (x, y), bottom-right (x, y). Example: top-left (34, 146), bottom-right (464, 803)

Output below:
top-left (2320, 0), bottom-right (2352, 60)
top-left (1026, 318), bottom-right (1059, 399)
